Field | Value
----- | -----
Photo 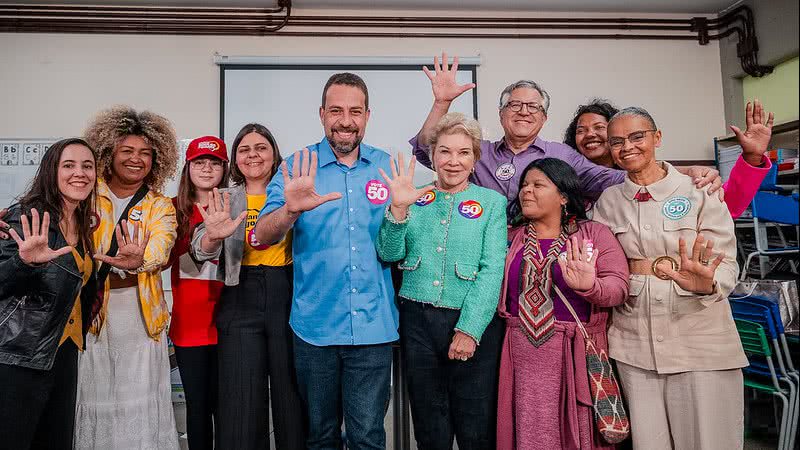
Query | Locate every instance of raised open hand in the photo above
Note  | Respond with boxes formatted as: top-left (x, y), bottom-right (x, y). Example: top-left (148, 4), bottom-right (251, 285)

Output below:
top-left (423, 52), bottom-right (476, 104)
top-left (557, 236), bottom-right (597, 291)
top-left (378, 153), bottom-right (434, 213)
top-left (656, 234), bottom-right (724, 295)
top-left (9, 208), bottom-right (72, 265)
top-left (197, 188), bottom-right (247, 243)
top-left (283, 148), bottom-right (343, 215)
top-left (731, 99), bottom-right (775, 166)
top-left (95, 220), bottom-right (152, 270)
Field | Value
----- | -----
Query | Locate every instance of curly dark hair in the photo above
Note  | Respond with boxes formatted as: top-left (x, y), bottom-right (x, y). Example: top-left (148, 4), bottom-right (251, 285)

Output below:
top-left (84, 105), bottom-right (178, 192)
top-left (562, 99), bottom-right (618, 151)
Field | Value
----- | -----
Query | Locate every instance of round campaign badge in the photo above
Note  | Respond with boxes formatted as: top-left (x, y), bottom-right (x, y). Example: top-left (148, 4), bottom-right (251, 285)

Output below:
top-left (89, 211), bottom-right (100, 232)
top-left (458, 200), bottom-right (484, 219)
top-left (365, 179), bottom-right (389, 205)
top-left (415, 190), bottom-right (436, 206)
top-left (495, 162), bottom-right (516, 181)
top-left (127, 205), bottom-right (143, 223)
top-left (248, 227), bottom-right (270, 250)
top-left (662, 196), bottom-right (692, 220)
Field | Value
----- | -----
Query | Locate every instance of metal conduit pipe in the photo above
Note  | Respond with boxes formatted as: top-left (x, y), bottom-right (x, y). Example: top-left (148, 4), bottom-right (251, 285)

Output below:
top-left (0, 2), bottom-right (773, 76)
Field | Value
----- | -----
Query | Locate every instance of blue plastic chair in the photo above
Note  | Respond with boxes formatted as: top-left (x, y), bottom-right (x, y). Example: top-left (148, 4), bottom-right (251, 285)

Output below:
top-left (730, 298), bottom-right (798, 448)
top-left (741, 191), bottom-right (799, 280)
top-left (736, 319), bottom-right (794, 450)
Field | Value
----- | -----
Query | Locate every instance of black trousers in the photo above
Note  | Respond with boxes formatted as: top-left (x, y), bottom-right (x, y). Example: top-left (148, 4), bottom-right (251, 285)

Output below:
top-left (216, 265), bottom-right (307, 450)
top-left (174, 344), bottom-right (218, 450)
top-left (400, 300), bottom-right (504, 450)
top-left (0, 340), bottom-right (79, 450)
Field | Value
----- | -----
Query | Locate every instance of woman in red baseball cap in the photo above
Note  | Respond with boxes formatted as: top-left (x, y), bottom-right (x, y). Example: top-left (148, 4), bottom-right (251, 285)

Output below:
top-left (164, 135), bottom-right (229, 450)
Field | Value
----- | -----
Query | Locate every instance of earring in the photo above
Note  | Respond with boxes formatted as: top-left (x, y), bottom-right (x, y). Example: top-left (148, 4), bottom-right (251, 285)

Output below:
top-left (562, 204), bottom-right (567, 216)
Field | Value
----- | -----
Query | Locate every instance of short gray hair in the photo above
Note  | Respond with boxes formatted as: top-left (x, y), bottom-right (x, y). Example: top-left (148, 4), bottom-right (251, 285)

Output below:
top-left (498, 80), bottom-right (551, 115)
top-left (609, 106), bottom-right (658, 130)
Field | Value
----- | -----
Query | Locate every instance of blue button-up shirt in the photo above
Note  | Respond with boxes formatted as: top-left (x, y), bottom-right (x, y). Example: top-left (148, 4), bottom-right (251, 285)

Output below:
top-left (260, 138), bottom-right (399, 346)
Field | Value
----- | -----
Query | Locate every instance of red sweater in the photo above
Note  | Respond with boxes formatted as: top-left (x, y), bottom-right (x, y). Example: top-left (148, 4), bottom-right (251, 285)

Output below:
top-left (166, 200), bottom-right (223, 347)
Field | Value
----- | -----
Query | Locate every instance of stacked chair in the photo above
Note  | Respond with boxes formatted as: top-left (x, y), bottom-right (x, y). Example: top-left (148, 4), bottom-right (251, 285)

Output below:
top-left (731, 295), bottom-right (798, 449)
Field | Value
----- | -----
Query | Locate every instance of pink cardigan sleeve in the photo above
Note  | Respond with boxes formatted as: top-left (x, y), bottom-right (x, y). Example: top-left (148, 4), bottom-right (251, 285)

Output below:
top-left (723, 155), bottom-right (772, 219)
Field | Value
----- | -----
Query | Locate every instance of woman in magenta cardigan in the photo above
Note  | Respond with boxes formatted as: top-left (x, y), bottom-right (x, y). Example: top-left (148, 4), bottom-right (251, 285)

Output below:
top-left (496, 157), bottom-right (629, 450)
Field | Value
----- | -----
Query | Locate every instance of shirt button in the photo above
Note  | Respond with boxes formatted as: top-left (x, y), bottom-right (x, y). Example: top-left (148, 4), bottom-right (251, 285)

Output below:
top-left (352, 265), bottom-right (357, 270)
top-left (433, 280), bottom-right (440, 286)
top-left (440, 219), bottom-right (447, 225)
top-left (644, 224), bottom-right (651, 230)
top-left (69, 319), bottom-right (75, 324)
top-left (656, 297), bottom-right (663, 303)
top-left (445, 195), bottom-right (451, 200)
top-left (352, 310), bottom-right (358, 315)
top-left (656, 335), bottom-right (664, 342)
top-left (348, 189), bottom-right (353, 193)
top-left (349, 226), bottom-right (355, 231)
top-left (349, 208), bottom-right (354, 212)
top-left (351, 288), bottom-right (357, 293)
top-left (436, 246), bottom-right (443, 253)
top-left (351, 246), bottom-right (356, 251)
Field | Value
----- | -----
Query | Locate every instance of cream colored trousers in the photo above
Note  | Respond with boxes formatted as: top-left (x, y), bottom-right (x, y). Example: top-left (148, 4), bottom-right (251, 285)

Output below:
top-left (616, 361), bottom-right (744, 450)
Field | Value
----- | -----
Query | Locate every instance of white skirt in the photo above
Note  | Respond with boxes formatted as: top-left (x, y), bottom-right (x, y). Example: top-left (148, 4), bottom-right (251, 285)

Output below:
top-left (74, 287), bottom-right (179, 450)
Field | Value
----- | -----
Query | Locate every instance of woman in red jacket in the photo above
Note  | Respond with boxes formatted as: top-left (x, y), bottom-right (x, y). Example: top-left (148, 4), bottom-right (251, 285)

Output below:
top-left (165, 136), bottom-right (229, 450)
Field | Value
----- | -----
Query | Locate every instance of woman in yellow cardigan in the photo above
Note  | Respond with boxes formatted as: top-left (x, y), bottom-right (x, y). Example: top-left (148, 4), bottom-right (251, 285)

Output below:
top-left (74, 106), bottom-right (180, 450)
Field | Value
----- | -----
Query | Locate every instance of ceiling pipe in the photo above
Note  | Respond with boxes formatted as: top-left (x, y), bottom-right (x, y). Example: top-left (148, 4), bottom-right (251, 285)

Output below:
top-left (0, 2), bottom-right (772, 77)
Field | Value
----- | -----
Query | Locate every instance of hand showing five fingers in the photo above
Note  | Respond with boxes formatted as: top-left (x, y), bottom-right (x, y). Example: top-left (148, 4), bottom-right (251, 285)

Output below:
top-left (656, 234), bottom-right (723, 295)
top-left (731, 99), bottom-right (775, 166)
top-left (283, 148), bottom-right (343, 215)
top-left (198, 188), bottom-right (247, 243)
top-left (423, 52), bottom-right (476, 104)
top-left (9, 208), bottom-right (72, 266)
top-left (378, 153), bottom-right (433, 220)
top-left (557, 236), bottom-right (597, 292)
top-left (94, 220), bottom-right (151, 270)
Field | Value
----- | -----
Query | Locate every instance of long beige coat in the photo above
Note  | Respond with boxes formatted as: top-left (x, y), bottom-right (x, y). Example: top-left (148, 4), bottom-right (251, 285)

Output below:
top-left (593, 161), bottom-right (747, 374)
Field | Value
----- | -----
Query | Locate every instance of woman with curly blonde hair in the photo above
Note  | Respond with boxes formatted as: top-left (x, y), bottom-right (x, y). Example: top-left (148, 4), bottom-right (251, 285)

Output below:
top-left (74, 105), bottom-right (180, 450)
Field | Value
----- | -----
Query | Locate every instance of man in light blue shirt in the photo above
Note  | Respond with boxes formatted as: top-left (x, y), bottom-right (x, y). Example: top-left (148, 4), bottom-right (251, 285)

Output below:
top-left (255, 72), bottom-right (398, 450)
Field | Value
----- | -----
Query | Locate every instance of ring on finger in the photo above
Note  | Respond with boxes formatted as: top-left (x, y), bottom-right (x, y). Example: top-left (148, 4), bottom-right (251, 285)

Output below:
top-left (700, 258), bottom-right (710, 265)
top-left (460, 355), bottom-right (468, 361)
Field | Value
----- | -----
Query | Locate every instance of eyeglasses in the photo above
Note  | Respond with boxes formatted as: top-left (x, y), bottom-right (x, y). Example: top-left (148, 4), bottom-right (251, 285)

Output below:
top-left (190, 159), bottom-right (224, 170)
top-left (504, 101), bottom-right (545, 115)
top-left (608, 130), bottom-right (657, 149)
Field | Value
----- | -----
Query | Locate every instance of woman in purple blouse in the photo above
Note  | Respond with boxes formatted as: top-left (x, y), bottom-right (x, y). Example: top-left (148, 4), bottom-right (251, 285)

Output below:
top-left (496, 158), bottom-right (629, 450)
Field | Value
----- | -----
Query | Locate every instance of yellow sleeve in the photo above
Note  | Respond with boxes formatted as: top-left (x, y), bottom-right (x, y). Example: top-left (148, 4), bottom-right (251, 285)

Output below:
top-left (139, 196), bottom-right (177, 273)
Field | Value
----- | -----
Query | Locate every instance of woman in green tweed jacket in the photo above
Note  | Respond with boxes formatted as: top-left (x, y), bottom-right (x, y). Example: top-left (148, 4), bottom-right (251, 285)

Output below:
top-left (376, 112), bottom-right (507, 450)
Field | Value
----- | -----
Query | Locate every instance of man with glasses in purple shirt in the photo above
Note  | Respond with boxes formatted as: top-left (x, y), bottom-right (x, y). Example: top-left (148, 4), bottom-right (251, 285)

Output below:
top-left (411, 53), bottom-right (722, 220)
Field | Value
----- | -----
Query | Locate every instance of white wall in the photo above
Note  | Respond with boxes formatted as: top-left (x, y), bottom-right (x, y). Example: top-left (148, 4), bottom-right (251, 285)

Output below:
top-left (0, 10), bottom-right (726, 178)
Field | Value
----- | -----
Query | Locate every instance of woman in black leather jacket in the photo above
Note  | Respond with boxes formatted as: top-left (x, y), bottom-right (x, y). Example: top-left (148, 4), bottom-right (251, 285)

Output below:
top-left (0, 138), bottom-right (102, 450)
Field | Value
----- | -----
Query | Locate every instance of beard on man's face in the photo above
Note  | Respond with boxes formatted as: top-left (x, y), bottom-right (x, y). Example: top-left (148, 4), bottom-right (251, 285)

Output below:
top-left (327, 125), bottom-right (362, 154)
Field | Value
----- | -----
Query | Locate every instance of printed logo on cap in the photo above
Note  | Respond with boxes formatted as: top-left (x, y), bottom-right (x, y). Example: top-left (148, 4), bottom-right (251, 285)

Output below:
top-left (495, 162), bottom-right (516, 181)
top-left (365, 180), bottom-right (389, 205)
top-left (415, 190), bottom-right (436, 206)
top-left (458, 200), bottom-right (483, 219)
top-left (662, 196), bottom-right (692, 220)
top-left (197, 140), bottom-right (220, 152)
